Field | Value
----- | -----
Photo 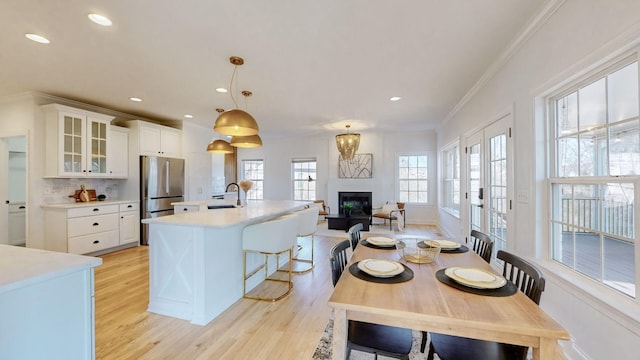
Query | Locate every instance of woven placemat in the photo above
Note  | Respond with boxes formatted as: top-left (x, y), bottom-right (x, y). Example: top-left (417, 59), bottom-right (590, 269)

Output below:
top-left (349, 262), bottom-right (414, 284)
top-left (361, 239), bottom-right (397, 250)
top-left (435, 268), bottom-right (517, 297)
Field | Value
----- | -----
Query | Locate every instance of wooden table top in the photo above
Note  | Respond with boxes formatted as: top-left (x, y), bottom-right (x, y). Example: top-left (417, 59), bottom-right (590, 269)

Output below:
top-left (328, 241), bottom-right (570, 347)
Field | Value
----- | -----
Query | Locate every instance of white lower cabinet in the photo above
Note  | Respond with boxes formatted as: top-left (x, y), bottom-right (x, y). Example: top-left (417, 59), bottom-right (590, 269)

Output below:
top-left (43, 201), bottom-right (140, 254)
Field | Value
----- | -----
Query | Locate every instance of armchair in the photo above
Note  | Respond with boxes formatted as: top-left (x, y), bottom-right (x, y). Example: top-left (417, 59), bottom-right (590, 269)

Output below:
top-left (312, 200), bottom-right (331, 217)
top-left (371, 202), bottom-right (405, 230)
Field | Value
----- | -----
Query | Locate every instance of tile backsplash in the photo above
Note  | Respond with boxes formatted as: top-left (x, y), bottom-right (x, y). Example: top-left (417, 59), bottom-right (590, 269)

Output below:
top-left (42, 178), bottom-right (122, 204)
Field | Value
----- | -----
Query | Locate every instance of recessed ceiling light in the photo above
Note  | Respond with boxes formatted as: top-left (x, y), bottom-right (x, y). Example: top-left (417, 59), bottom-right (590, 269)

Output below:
top-left (129, 97), bottom-right (142, 102)
top-left (216, 88), bottom-right (228, 93)
top-left (390, 96), bottom-right (402, 102)
top-left (88, 13), bottom-right (112, 26)
top-left (25, 34), bottom-right (50, 44)
top-left (184, 114), bottom-right (193, 119)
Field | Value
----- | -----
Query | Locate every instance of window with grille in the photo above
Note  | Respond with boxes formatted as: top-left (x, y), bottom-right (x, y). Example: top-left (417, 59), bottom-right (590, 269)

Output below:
top-left (442, 143), bottom-right (460, 215)
top-left (398, 155), bottom-right (428, 203)
top-left (549, 57), bottom-right (638, 298)
top-left (241, 159), bottom-right (264, 200)
top-left (292, 159), bottom-right (316, 201)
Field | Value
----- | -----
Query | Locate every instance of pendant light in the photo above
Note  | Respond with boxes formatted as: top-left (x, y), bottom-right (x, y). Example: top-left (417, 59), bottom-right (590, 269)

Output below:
top-left (213, 57), bottom-right (260, 136)
top-left (229, 91), bottom-right (263, 148)
top-left (206, 109), bottom-right (235, 153)
top-left (336, 124), bottom-right (360, 160)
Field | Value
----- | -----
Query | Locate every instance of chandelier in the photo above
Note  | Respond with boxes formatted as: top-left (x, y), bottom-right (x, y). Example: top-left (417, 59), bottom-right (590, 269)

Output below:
top-left (213, 56), bottom-right (260, 136)
top-left (335, 124), bottom-right (360, 160)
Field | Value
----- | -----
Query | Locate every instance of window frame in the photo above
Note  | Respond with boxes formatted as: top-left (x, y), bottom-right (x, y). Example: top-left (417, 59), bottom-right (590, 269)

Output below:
top-left (397, 154), bottom-right (429, 205)
top-left (547, 53), bottom-right (640, 299)
top-left (441, 140), bottom-right (461, 217)
top-left (291, 158), bottom-right (317, 201)
top-left (241, 159), bottom-right (264, 200)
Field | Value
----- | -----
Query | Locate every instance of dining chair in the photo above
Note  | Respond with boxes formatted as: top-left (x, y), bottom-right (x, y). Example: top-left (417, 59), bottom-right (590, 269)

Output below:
top-left (427, 250), bottom-right (547, 360)
top-left (347, 223), bottom-right (363, 250)
top-left (470, 229), bottom-right (494, 263)
top-left (329, 240), bottom-right (413, 359)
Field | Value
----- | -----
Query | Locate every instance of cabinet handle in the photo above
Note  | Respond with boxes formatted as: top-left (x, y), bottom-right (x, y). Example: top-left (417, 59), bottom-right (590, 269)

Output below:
top-left (184, 208), bottom-right (188, 211)
top-left (19, 206), bottom-right (26, 209)
top-left (93, 240), bottom-right (100, 244)
top-left (93, 222), bottom-right (99, 226)
top-left (93, 208), bottom-right (99, 212)
top-left (127, 205), bottom-right (133, 208)
top-left (121, 216), bottom-right (124, 219)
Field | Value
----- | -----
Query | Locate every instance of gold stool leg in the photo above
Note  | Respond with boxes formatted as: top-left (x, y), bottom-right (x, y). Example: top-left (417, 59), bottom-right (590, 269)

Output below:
top-left (292, 233), bottom-right (315, 273)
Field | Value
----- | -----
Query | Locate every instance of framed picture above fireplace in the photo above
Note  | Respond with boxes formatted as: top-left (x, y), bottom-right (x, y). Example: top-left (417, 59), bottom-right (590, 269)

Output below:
top-left (338, 153), bottom-right (372, 178)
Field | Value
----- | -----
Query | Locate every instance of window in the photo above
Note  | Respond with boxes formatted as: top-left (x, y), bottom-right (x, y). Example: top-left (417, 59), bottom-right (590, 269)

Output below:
top-left (242, 159), bottom-right (264, 200)
top-left (549, 58), bottom-right (639, 297)
top-left (442, 143), bottom-right (460, 215)
top-left (398, 155), bottom-right (428, 203)
top-left (292, 159), bottom-right (316, 201)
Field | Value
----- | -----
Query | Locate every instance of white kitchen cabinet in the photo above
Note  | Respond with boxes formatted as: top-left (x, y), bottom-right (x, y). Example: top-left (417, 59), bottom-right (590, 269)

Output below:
top-left (124, 120), bottom-right (181, 157)
top-left (119, 202), bottom-right (140, 245)
top-left (174, 204), bottom-right (200, 213)
top-left (0, 245), bottom-right (101, 360)
top-left (109, 126), bottom-right (129, 178)
top-left (42, 104), bottom-right (115, 178)
top-left (43, 201), bottom-right (139, 255)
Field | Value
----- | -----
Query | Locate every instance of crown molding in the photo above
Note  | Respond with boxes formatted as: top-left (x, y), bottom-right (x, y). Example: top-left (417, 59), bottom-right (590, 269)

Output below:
top-left (442, 0), bottom-right (566, 125)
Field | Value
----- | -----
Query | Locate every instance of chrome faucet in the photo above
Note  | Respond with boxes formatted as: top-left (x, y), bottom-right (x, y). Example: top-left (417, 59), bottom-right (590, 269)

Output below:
top-left (225, 183), bottom-right (241, 206)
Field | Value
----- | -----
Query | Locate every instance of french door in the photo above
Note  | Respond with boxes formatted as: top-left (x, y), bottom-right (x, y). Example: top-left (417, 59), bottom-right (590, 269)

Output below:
top-left (466, 119), bottom-right (511, 262)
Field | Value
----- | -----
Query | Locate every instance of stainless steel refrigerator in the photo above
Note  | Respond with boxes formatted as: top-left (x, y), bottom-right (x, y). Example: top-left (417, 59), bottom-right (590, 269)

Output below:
top-left (140, 155), bottom-right (185, 245)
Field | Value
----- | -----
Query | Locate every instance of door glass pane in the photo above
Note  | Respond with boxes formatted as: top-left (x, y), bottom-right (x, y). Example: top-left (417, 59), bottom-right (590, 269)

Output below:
top-left (73, 137), bottom-right (82, 155)
top-left (73, 118), bottom-right (82, 136)
top-left (469, 143), bottom-right (481, 231)
top-left (489, 133), bottom-right (507, 254)
top-left (64, 154), bottom-right (73, 172)
top-left (99, 139), bottom-right (106, 156)
top-left (64, 116), bottom-right (73, 134)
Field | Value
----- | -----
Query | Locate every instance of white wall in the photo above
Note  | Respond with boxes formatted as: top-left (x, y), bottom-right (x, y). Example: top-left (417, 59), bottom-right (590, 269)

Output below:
top-left (237, 129), bottom-right (438, 224)
top-left (181, 122), bottom-right (215, 201)
top-left (438, 1), bottom-right (640, 359)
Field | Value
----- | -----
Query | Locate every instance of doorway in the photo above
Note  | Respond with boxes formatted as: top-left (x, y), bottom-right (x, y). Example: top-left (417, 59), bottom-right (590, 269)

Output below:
top-left (0, 135), bottom-right (27, 246)
top-left (465, 117), bottom-right (512, 262)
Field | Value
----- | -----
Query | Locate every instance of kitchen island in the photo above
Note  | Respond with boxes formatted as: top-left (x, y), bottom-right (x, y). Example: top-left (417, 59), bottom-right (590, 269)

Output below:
top-left (0, 245), bottom-right (102, 359)
top-left (141, 200), bottom-right (308, 325)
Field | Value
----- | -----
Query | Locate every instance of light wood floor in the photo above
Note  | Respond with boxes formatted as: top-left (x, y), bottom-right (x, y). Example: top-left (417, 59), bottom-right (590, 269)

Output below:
top-left (94, 225), bottom-right (439, 360)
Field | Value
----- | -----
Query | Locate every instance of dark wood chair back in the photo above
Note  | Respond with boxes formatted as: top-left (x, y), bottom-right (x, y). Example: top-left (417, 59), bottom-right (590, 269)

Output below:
top-left (497, 250), bottom-right (546, 304)
top-left (347, 223), bottom-right (363, 250)
top-left (470, 230), bottom-right (493, 263)
top-left (329, 240), bottom-right (352, 286)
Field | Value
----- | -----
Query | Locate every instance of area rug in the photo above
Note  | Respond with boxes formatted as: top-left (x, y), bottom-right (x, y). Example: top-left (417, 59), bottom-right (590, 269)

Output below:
top-left (311, 318), bottom-right (432, 360)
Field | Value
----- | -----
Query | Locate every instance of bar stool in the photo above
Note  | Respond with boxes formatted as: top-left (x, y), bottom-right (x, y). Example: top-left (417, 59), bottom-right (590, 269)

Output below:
top-left (242, 215), bottom-right (298, 301)
top-left (291, 206), bottom-right (319, 273)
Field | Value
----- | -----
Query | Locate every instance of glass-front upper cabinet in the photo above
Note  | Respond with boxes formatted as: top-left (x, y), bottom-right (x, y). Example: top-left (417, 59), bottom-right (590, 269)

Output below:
top-left (42, 104), bottom-right (114, 178)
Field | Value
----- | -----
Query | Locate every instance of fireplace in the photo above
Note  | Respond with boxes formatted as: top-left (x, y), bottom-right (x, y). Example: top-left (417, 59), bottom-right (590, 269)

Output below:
top-left (338, 191), bottom-right (372, 216)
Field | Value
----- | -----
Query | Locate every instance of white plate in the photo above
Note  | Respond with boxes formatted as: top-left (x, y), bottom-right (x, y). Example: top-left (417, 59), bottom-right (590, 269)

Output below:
top-left (424, 239), bottom-right (460, 249)
top-left (357, 259), bottom-right (404, 278)
top-left (366, 236), bottom-right (397, 247)
top-left (444, 267), bottom-right (507, 289)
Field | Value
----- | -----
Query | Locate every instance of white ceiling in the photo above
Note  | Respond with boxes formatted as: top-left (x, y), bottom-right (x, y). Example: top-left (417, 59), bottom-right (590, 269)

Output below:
top-left (0, 0), bottom-right (545, 138)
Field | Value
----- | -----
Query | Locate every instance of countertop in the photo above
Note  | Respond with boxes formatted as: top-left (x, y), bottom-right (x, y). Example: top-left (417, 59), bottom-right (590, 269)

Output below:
top-left (143, 200), bottom-right (309, 228)
top-left (40, 199), bottom-right (139, 209)
top-left (0, 244), bottom-right (102, 295)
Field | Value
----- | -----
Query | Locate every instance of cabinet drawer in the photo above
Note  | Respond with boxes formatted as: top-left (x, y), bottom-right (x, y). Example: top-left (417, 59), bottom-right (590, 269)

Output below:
top-left (68, 204), bottom-right (119, 218)
top-left (68, 213), bottom-right (119, 237)
top-left (174, 205), bottom-right (200, 213)
top-left (68, 230), bottom-right (119, 254)
top-left (119, 203), bottom-right (139, 212)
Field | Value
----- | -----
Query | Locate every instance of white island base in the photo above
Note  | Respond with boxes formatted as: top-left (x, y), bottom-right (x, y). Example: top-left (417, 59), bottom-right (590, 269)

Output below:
top-left (144, 200), bottom-right (307, 326)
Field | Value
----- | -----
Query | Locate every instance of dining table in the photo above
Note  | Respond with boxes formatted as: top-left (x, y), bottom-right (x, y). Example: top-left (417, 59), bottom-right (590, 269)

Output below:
top-left (328, 238), bottom-right (570, 360)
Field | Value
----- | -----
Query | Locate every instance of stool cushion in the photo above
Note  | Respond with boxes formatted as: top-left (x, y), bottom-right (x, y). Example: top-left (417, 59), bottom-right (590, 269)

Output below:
top-left (243, 216), bottom-right (298, 253)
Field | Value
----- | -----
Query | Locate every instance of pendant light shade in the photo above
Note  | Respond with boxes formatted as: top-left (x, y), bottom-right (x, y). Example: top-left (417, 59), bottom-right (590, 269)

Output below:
top-left (335, 125), bottom-right (360, 160)
top-left (214, 109), bottom-right (259, 136)
top-left (206, 139), bottom-right (234, 154)
top-left (230, 134), bottom-right (263, 148)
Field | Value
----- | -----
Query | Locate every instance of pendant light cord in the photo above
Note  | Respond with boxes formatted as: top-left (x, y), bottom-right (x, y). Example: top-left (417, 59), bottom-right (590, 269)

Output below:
top-left (229, 65), bottom-right (239, 108)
